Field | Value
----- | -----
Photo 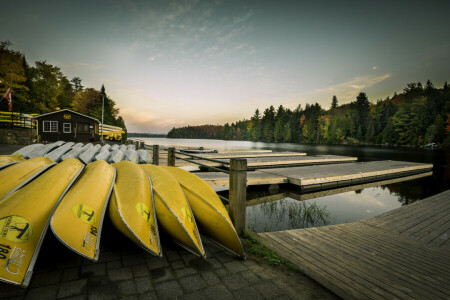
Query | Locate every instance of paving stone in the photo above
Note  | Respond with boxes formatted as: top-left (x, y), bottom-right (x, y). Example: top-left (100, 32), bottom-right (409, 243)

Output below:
top-left (214, 251), bottom-right (235, 263)
top-left (202, 285), bottom-right (234, 300)
top-left (170, 259), bottom-right (185, 269)
top-left (25, 285), bottom-right (58, 300)
top-left (232, 286), bottom-right (265, 300)
top-left (118, 279), bottom-right (137, 296)
top-left (252, 280), bottom-right (285, 299)
top-left (86, 278), bottom-right (118, 300)
top-left (223, 260), bottom-right (248, 273)
top-left (146, 256), bottom-right (169, 270)
top-left (163, 249), bottom-right (181, 262)
top-left (214, 268), bottom-right (230, 277)
top-left (270, 295), bottom-right (293, 300)
top-left (120, 296), bottom-right (139, 300)
top-left (98, 251), bottom-right (121, 263)
top-left (222, 273), bottom-right (249, 290)
top-left (29, 270), bottom-right (62, 287)
top-left (154, 280), bottom-right (183, 299)
top-left (186, 257), bottom-right (217, 271)
top-left (135, 276), bottom-right (154, 294)
top-left (132, 264), bottom-right (150, 278)
top-left (150, 267), bottom-right (174, 283)
top-left (0, 283), bottom-right (26, 299)
top-left (108, 267), bottom-right (133, 281)
top-left (178, 290), bottom-right (206, 300)
top-left (174, 267), bottom-right (197, 278)
top-left (138, 292), bottom-right (158, 300)
top-left (244, 271), bottom-right (262, 284)
top-left (201, 271), bottom-right (221, 286)
top-left (62, 267), bottom-right (81, 282)
top-left (178, 274), bottom-right (207, 293)
top-left (122, 254), bottom-right (146, 266)
top-left (56, 256), bottom-right (82, 269)
top-left (59, 296), bottom-right (88, 300)
top-left (57, 279), bottom-right (87, 298)
top-left (81, 263), bottom-right (106, 277)
top-left (106, 260), bottom-right (122, 269)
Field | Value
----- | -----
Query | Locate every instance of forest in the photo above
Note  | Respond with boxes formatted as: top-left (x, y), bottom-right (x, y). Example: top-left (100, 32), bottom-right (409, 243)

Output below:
top-left (168, 82), bottom-right (450, 147)
top-left (0, 41), bottom-right (126, 133)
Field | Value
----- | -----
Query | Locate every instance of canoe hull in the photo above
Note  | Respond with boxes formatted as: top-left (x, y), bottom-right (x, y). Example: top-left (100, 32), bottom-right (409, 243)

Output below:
top-left (51, 160), bottom-right (115, 261)
top-left (109, 161), bottom-right (161, 256)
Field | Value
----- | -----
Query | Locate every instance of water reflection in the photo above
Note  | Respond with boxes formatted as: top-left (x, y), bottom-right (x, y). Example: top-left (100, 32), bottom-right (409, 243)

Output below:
top-left (245, 172), bottom-right (433, 233)
top-left (246, 198), bottom-right (330, 233)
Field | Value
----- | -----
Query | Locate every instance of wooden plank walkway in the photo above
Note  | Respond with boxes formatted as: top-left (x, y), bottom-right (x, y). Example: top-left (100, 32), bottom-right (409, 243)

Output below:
top-left (196, 161), bottom-right (432, 189)
top-left (258, 190), bottom-right (450, 300)
top-left (193, 151), bottom-right (306, 159)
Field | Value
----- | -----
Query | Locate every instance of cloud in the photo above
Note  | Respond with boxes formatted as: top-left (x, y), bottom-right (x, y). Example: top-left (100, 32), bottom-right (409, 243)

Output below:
top-left (372, 66), bottom-right (378, 70)
top-left (314, 73), bottom-right (392, 101)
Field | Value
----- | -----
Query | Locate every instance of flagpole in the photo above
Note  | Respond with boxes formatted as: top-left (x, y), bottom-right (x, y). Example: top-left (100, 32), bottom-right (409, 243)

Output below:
top-left (101, 92), bottom-right (104, 144)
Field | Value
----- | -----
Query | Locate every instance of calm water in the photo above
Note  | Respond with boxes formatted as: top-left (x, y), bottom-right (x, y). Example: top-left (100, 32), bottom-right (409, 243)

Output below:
top-left (141, 137), bottom-right (449, 233)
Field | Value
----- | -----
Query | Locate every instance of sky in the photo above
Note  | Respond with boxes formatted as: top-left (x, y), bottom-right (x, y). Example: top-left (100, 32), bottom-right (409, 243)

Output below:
top-left (1, 0), bottom-right (449, 133)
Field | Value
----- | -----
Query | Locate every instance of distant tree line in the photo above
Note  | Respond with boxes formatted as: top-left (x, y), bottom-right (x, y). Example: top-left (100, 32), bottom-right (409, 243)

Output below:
top-left (168, 81), bottom-right (450, 147)
top-left (0, 41), bottom-right (126, 133)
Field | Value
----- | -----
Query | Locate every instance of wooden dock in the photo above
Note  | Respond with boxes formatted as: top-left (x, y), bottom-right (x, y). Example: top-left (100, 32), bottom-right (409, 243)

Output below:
top-left (196, 161), bottom-right (432, 189)
top-left (159, 155), bottom-right (356, 169)
top-left (258, 190), bottom-right (450, 300)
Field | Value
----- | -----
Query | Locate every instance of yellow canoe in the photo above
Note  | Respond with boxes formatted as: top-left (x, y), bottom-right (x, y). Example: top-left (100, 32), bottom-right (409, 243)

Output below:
top-left (0, 158), bottom-right (84, 287)
top-left (51, 160), bottom-right (115, 261)
top-left (0, 157), bottom-right (56, 202)
top-left (0, 155), bottom-right (25, 169)
top-left (109, 161), bottom-right (161, 257)
top-left (163, 167), bottom-right (245, 258)
top-left (140, 165), bottom-right (205, 258)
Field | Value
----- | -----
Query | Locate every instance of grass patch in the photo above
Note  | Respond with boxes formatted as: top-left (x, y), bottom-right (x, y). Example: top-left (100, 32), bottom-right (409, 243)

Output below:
top-left (241, 229), bottom-right (296, 270)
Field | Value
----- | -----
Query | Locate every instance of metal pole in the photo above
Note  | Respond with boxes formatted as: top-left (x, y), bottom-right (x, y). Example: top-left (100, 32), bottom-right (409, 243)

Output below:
top-left (229, 158), bottom-right (247, 236)
top-left (101, 93), bottom-right (104, 144)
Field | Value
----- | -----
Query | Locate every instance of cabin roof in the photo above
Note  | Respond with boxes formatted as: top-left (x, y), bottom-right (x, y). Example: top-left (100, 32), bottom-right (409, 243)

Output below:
top-left (34, 109), bottom-right (100, 123)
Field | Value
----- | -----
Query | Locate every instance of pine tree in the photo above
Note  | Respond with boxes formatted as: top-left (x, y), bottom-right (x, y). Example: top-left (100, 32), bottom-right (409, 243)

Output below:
top-left (331, 95), bottom-right (338, 109)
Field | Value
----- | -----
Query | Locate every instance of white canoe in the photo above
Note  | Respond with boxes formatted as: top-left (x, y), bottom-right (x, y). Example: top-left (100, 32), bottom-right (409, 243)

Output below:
top-left (109, 149), bottom-right (124, 163)
top-left (137, 149), bottom-right (152, 164)
top-left (45, 142), bottom-right (75, 162)
top-left (79, 144), bottom-right (101, 164)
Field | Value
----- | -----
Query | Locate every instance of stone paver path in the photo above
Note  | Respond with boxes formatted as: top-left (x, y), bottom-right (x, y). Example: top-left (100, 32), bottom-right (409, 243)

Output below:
top-left (0, 219), bottom-right (336, 299)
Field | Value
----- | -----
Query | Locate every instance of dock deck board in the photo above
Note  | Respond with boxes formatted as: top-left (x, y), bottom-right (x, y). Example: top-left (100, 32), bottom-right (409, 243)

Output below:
top-left (258, 190), bottom-right (450, 300)
top-left (195, 160), bottom-right (432, 189)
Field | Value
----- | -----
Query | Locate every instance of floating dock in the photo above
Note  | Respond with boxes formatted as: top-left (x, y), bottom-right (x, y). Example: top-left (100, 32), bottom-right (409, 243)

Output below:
top-left (160, 155), bottom-right (356, 169)
top-left (258, 190), bottom-right (450, 300)
top-left (196, 161), bottom-right (433, 190)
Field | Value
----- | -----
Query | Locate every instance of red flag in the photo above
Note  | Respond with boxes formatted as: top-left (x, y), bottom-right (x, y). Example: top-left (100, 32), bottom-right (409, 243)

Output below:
top-left (4, 88), bottom-right (12, 111)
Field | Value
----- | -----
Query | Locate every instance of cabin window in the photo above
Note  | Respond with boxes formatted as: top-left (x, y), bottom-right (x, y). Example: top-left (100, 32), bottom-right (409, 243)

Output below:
top-left (63, 123), bottom-right (71, 133)
top-left (77, 122), bottom-right (90, 133)
top-left (43, 121), bottom-right (58, 132)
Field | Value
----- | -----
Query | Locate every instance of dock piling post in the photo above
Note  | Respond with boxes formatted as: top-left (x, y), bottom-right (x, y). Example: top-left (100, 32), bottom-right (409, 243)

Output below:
top-left (153, 145), bottom-right (159, 165)
top-left (168, 147), bottom-right (176, 166)
top-left (229, 158), bottom-right (247, 236)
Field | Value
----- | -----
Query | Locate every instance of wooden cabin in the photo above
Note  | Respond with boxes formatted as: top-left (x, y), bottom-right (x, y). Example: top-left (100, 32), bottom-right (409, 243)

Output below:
top-left (35, 109), bottom-right (100, 142)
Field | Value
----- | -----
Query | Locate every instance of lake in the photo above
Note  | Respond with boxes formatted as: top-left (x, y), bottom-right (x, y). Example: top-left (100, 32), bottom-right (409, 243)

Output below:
top-left (140, 137), bottom-right (449, 233)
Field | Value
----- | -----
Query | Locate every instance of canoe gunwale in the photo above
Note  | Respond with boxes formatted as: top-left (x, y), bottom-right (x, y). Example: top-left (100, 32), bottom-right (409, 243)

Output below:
top-left (154, 188), bottom-right (206, 259)
top-left (93, 167), bottom-right (116, 261)
top-left (0, 161), bottom-right (21, 170)
top-left (181, 184), bottom-right (245, 259)
top-left (22, 162), bottom-right (85, 288)
top-left (0, 162), bottom-right (56, 202)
